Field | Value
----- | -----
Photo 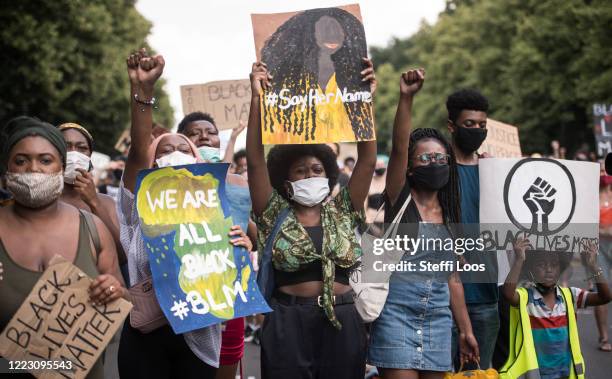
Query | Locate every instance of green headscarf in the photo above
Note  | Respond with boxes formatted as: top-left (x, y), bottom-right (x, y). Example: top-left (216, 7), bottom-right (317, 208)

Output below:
top-left (0, 116), bottom-right (67, 174)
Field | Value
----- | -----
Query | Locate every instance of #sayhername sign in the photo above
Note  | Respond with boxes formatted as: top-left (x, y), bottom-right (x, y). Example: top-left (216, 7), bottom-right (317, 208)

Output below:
top-left (479, 158), bottom-right (599, 282)
top-left (180, 80), bottom-right (251, 131)
top-left (135, 163), bottom-right (270, 334)
top-left (251, 4), bottom-right (375, 144)
top-left (0, 256), bottom-right (131, 379)
top-left (478, 118), bottom-right (522, 158)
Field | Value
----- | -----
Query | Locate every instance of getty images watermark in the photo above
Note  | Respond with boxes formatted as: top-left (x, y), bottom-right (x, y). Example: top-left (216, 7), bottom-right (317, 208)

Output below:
top-left (356, 223), bottom-right (599, 283)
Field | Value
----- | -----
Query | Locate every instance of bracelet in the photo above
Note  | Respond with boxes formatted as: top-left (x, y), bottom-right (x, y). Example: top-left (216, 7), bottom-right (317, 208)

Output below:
top-left (133, 93), bottom-right (156, 106)
top-left (585, 268), bottom-right (604, 282)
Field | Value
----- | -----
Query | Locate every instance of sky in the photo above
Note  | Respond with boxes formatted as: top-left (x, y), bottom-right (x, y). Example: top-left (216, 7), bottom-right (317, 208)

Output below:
top-left (135, 0), bottom-right (445, 149)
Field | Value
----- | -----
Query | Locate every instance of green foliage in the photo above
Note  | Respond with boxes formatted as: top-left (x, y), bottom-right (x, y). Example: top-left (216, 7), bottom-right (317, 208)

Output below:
top-left (0, 0), bottom-right (174, 155)
top-left (371, 0), bottom-right (612, 156)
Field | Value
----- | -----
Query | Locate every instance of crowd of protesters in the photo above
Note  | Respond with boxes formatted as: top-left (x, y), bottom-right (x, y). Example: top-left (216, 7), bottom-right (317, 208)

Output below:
top-left (0, 46), bottom-right (610, 379)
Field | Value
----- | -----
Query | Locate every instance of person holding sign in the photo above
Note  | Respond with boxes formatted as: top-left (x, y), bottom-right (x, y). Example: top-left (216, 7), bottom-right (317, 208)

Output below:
top-left (117, 49), bottom-right (252, 379)
top-left (178, 112), bottom-right (253, 379)
top-left (369, 71), bottom-right (479, 378)
top-left (500, 240), bottom-right (610, 378)
top-left (0, 116), bottom-right (127, 379)
top-left (247, 60), bottom-right (377, 378)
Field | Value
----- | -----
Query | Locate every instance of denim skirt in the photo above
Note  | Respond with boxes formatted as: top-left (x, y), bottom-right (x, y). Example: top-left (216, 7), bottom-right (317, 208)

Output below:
top-left (368, 280), bottom-right (452, 371)
top-left (368, 223), bottom-right (453, 371)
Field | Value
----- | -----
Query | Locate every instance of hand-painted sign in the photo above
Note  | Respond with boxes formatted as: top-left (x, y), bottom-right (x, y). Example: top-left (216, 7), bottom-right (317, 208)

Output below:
top-left (251, 4), bottom-right (375, 144)
top-left (135, 163), bottom-right (270, 334)
top-left (180, 80), bottom-right (251, 131)
top-left (479, 158), bottom-right (599, 282)
top-left (0, 257), bottom-right (131, 379)
top-left (593, 103), bottom-right (612, 157)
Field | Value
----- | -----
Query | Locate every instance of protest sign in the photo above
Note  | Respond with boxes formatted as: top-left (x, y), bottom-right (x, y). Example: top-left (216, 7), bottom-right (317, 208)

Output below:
top-left (478, 118), bottom-right (522, 158)
top-left (180, 80), bottom-right (251, 131)
top-left (0, 257), bottom-right (131, 379)
top-left (114, 129), bottom-right (130, 155)
top-left (251, 4), bottom-right (375, 144)
top-left (135, 163), bottom-right (270, 334)
top-left (479, 158), bottom-right (599, 282)
top-left (593, 103), bottom-right (612, 157)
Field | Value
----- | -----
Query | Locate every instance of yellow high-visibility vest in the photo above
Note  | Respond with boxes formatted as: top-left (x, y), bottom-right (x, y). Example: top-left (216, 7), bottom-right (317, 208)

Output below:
top-left (499, 287), bottom-right (585, 379)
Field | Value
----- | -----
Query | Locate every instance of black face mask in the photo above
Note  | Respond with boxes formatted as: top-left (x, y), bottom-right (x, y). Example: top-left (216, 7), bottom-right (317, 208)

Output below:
top-left (408, 164), bottom-right (449, 190)
top-left (454, 125), bottom-right (487, 154)
top-left (374, 168), bottom-right (386, 176)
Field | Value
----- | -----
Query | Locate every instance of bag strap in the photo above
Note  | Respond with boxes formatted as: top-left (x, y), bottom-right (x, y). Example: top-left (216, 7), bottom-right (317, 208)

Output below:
top-left (265, 208), bottom-right (291, 249)
top-left (79, 209), bottom-right (101, 259)
top-left (362, 192), bottom-right (412, 238)
top-left (381, 193), bottom-right (412, 240)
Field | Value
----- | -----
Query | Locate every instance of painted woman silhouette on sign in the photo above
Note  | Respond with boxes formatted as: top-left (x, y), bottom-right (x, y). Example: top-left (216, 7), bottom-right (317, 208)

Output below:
top-left (258, 6), bottom-right (375, 144)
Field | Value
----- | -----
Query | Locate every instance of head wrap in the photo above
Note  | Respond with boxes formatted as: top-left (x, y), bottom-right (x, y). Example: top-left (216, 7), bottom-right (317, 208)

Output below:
top-left (58, 122), bottom-right (94, 151)
top-left (1, 116), bottom-right (67, 174)
top-left (147, 133), bottom-right (203, 168)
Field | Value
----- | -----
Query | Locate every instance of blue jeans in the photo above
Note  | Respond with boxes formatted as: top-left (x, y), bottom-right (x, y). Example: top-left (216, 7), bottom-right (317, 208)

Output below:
top-left (452, 302), bottom-right (499, 370)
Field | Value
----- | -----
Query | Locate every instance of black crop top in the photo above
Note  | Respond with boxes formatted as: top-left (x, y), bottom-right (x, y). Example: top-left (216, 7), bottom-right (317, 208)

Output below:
top-left (274, 225), bottom-right (352, 286)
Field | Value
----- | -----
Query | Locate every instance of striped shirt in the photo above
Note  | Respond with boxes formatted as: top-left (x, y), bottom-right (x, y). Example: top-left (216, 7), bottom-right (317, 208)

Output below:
top-left (117, 181), bottom-right (221, 367)
top-left (525, 285), bottom-right (587, 379)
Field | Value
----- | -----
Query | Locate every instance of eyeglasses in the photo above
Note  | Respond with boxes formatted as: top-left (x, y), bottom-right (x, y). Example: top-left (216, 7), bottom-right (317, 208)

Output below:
top-left (416, 152), bottom-right (450, 164)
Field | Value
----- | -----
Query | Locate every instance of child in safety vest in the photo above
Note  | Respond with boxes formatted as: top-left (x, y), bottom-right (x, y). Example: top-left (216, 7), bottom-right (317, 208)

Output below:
top-left (501, 239), bottom-right (611, 379)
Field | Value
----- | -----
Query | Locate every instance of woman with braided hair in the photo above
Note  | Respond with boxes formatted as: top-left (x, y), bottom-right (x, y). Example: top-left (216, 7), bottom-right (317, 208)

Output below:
top-left (367, 70), bottom-right (479, 378)
top-left (260, 7), bottom-right (375, 144)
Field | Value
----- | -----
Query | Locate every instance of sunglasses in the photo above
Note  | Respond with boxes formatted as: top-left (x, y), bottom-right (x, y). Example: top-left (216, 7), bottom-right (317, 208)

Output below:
top-left (415, 152), bottom-right (450, 164)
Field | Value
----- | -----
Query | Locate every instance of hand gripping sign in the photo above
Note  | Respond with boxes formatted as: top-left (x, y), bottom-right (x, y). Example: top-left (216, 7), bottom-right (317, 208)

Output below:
top-left (135, 163), bottom-right (270, 334)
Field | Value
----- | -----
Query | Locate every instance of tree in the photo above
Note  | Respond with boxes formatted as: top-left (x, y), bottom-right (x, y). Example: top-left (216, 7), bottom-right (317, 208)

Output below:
top-left (370, 0), bottom-right (612, 156)
top-left (0, 0), bottom-right (174, 155)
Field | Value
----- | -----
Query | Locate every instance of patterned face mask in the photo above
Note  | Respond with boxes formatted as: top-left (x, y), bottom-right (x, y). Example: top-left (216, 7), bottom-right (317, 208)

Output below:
top-left (5, 172), bottom-right (64, 208)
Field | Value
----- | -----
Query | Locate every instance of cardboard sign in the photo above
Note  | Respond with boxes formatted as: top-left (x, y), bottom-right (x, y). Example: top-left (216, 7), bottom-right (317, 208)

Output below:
top-left (478, 118), bottom-right (522, 158)
top-left (0, 257), bottom-right (131, 379)
top-left (135, 163), bottom-right (270, 334)
top-left (251, 4), bottom-right (375, 144)
top-left (593, 103), bottom-right (612, 157)
top-left (479, 158), bottom-right (599, 282)
top-left (114, 130), bottom-right (130, 155)
top-left (180, 80), bottom-right (252, 131)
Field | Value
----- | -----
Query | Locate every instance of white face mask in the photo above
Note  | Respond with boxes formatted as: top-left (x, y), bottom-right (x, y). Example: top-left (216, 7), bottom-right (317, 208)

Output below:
top-left (64, 151), bottom-right (91, 184)
top-left (288, 177), bottom-right (330, 207)
top-left (155, 151), bottom-right (197, 168)
top-left (5, 172), bottom-right (64, 208)
top-left (197, 146), bottom-right (221, 163)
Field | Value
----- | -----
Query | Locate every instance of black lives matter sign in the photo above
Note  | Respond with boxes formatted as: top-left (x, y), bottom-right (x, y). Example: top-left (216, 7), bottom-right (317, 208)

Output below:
top-left (0, 257), bottom-right (131, 379)
top-left (181, 80), bottom-right (251, 131)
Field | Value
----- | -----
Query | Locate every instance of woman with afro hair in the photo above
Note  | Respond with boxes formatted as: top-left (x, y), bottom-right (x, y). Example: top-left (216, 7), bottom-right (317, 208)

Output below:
top-left (246, 60), bottom-right (377, 378)
top-left (259, 7), bottom-right (375, 144)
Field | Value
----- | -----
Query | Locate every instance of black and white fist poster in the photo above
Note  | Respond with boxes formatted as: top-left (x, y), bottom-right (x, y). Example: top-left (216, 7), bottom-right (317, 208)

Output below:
top-left (479, 158), bottom-right (599, 282)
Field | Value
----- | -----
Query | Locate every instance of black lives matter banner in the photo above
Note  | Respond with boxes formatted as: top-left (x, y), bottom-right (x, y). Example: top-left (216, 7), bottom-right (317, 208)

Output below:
top-left (0, 257), bottom-right (131, 379)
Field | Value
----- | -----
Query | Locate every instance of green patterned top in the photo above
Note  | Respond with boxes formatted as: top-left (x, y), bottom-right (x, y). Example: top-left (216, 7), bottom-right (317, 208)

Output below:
top-left (253, 187), bottom-right (365, 329)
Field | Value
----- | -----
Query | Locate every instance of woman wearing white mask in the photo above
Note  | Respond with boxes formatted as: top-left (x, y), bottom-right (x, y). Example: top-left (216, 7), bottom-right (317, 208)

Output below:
top-left (0, 116), bottom-right (127, 379)
top-left (117, 49), bottom-right (251, 379)
top-left (58, 123), bottom-right (126, 269)
top-left (178, 111), bottom-right (254, 379)
top-left (246, 61), bottom-right (377, 378)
